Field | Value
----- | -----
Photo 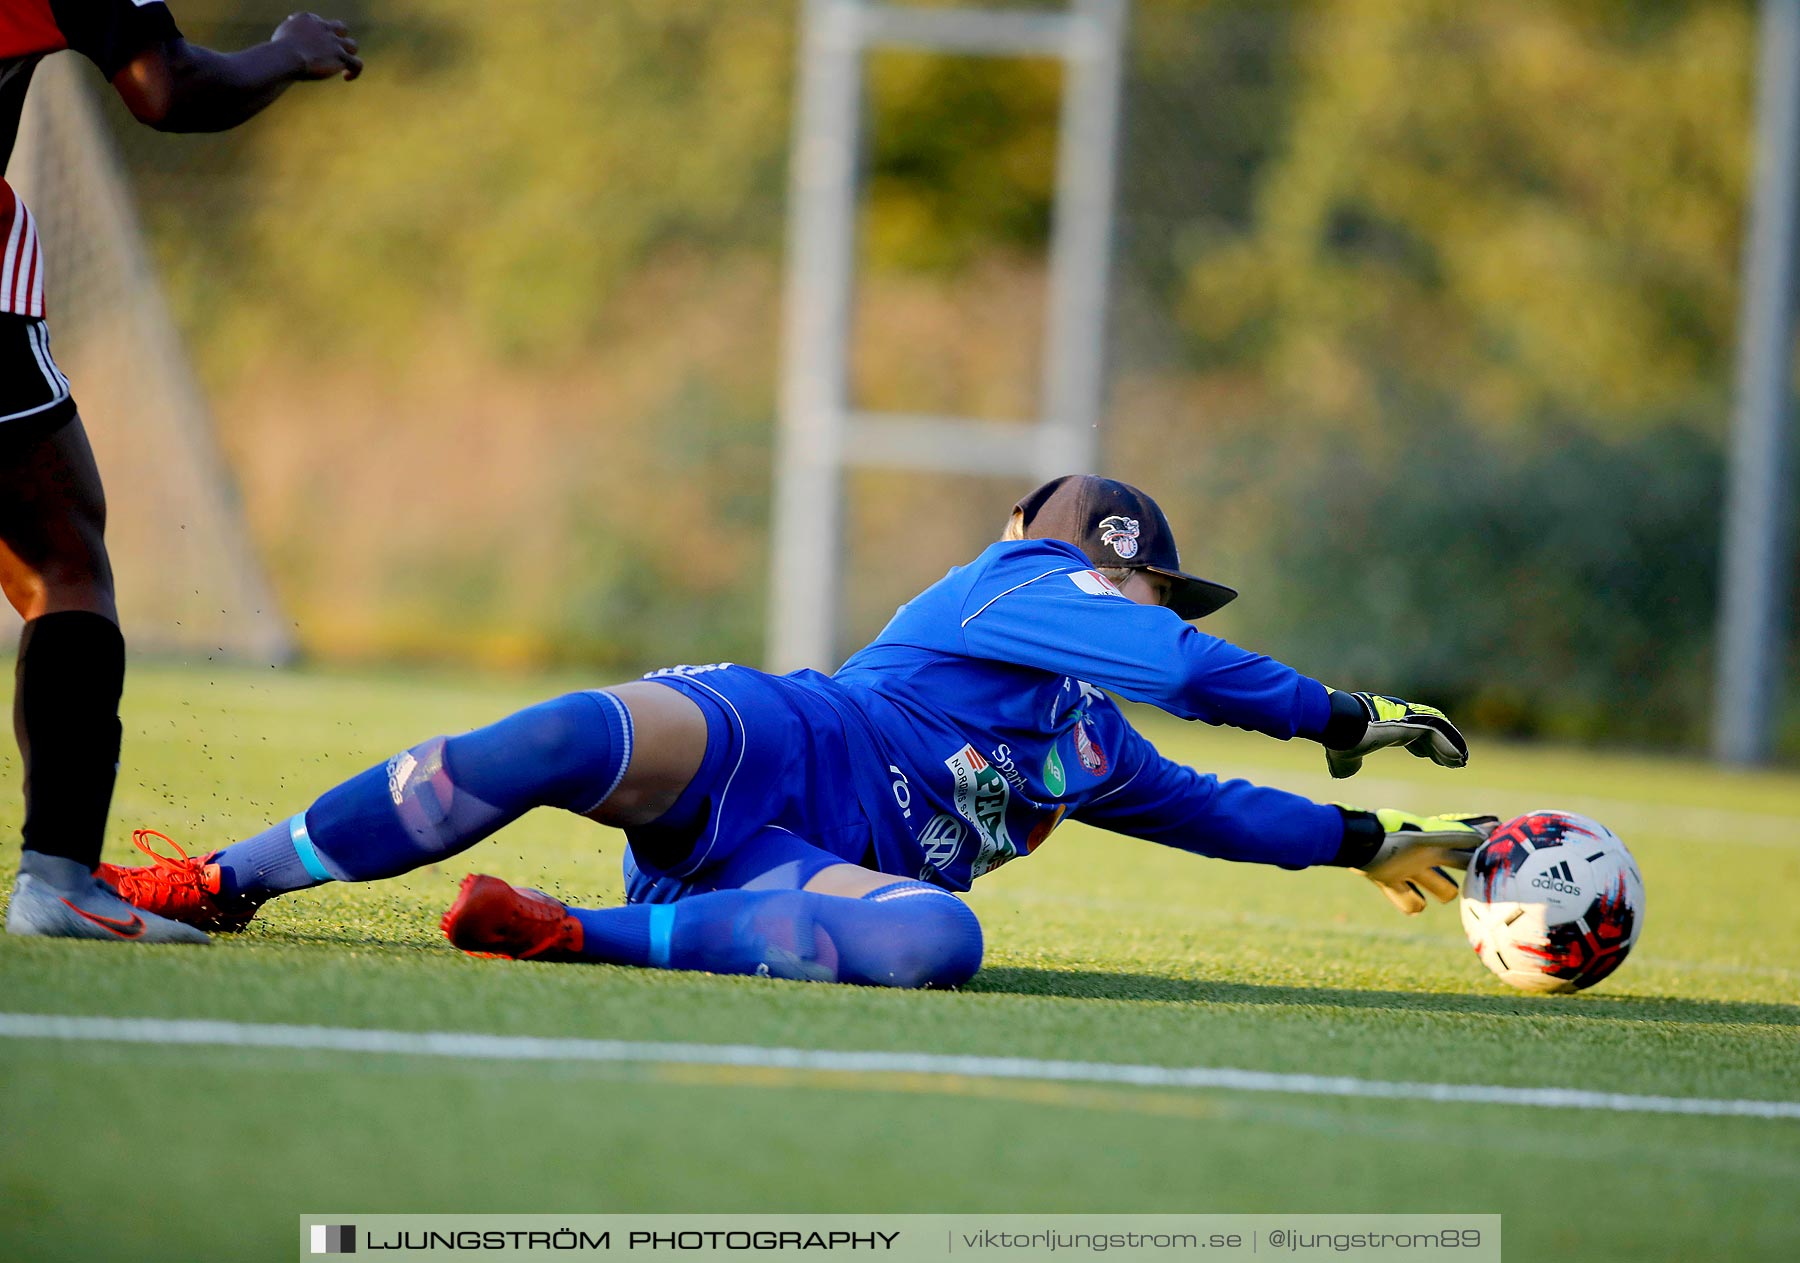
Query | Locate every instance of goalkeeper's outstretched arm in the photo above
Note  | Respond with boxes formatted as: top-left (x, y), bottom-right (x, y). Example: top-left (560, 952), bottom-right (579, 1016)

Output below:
top-left (1071, 718), bottom-right (1495, 915)
top-left (954, 543), bottom-right (1470, 778)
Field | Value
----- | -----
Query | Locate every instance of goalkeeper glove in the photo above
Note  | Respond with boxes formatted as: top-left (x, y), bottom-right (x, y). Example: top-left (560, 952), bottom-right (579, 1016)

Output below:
top-left (1323, 690), bottom-right (1469, 780)
top-left (1333, 807), bottom-right (1499, 916)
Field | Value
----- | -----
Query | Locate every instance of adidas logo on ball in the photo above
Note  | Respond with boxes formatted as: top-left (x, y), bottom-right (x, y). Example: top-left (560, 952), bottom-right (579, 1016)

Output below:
top-left (1530, 860), bottom-right (1582, 896)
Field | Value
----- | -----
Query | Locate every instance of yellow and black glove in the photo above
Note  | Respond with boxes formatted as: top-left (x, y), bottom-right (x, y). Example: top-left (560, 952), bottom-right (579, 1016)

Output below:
top-left (1331, 807), bottom-right (1500, 915)
top-left (1322, 690), bottom-right (1469, 780)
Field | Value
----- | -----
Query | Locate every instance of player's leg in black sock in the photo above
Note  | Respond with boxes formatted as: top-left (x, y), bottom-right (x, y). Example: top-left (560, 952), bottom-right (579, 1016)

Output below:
top-left (13, 612), bottom-right (125, 868)
top-left (0, 413), bottom-right (122, 877)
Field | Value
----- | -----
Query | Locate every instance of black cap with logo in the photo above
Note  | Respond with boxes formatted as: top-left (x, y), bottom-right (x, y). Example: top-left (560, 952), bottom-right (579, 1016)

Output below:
top-left (1012, 474), bottom-right (1238, 620)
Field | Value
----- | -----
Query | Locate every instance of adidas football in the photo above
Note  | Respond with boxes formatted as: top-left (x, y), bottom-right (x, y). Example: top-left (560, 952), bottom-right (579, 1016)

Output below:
top-left (1460, 810), bottom-right (1644, 994)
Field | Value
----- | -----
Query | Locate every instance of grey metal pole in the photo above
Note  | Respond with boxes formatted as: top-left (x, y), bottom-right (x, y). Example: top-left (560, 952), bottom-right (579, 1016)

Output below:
top-left (1715, 0), bottom-right (1800, 764)
top-left (1037, 0), bottom-right (1126, 479)
top-left (769, 0), bottom-right (863, 673)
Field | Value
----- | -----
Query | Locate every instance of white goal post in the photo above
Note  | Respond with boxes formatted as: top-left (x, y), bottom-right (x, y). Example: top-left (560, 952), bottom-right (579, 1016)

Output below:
top-left (767, 0), bottom-right (1127, 673)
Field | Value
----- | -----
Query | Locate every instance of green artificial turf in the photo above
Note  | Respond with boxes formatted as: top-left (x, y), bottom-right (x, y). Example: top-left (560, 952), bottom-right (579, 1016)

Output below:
top-left (1, 663), bottom-right (1796, 1262)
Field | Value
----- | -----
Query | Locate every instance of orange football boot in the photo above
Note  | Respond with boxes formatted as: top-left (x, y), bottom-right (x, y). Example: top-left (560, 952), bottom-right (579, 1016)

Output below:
top-left (441, 874), bottom-right (584, 961)
top-left (97, 829), bottom-right (265, 933)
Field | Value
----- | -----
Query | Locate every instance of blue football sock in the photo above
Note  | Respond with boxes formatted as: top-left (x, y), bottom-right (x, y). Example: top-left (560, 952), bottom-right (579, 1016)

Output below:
top-left (568, 880), bottom-right (983, 989)
top-left (217, 815), bottom-right (333, 896)
top-left (214, 691), bottom-right (633, 900)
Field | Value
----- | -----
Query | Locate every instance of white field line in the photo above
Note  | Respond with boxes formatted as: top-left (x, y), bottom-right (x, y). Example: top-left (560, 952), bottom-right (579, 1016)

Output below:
top-left (3, 1012), bottom-right (1796, 1121)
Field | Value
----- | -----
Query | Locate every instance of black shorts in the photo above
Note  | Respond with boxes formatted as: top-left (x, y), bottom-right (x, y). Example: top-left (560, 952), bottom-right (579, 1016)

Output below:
top-left (0, 313), bottom-right (76, 451)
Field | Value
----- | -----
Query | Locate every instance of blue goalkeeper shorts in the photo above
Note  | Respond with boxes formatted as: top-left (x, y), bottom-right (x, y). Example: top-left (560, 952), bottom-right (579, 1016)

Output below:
top-left (622, 664), bottom-right (883, 904)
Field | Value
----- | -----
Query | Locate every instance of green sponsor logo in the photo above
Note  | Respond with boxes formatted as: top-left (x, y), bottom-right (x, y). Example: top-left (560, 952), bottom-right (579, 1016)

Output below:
top-left (944, 744), bottom-right (1015, 876)
top-left (1042, 746), bottom-right (1067, 796)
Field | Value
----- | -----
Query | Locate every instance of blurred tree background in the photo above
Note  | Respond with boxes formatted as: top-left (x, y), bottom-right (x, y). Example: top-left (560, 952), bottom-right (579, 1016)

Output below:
top-left (95, 0), bottom-right (1793, 756)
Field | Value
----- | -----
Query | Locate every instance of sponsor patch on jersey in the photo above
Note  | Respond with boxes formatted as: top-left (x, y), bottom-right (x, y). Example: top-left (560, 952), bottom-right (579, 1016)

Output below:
top-left (1068, 570), bottom-right (1125, 598)
top-left (918, 812), bottom-right (966, 870)
top-left (1074, 719), bottom-right (1108, 776)
top-left (1098, 515), bottom-right (1140, 560)
top-left (1042, 745), bottom-right (1067, 796)
top-left (944, 743), bottom-right (1016, 877)
top-left (988, 743), bottom-right (1032, 794)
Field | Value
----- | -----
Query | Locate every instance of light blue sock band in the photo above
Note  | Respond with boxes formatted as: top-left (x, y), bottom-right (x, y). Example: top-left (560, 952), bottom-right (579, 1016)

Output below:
top-left (647, 904), bottom-right (677, 968)
top-left (288, 813), bottom-right (333, 884)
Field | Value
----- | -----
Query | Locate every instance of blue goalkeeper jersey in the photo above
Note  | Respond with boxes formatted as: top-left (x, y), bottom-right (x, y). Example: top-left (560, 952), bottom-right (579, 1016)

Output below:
top-left (808, 539), bottom-right (1340, 890)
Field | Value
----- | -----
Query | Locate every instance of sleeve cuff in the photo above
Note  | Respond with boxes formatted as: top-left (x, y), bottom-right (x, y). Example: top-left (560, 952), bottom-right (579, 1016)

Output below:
top-left (1291, 678), bottom-right (1335, 742)
top-left (1327, 807), bottom-right (1384, 867)
top-left (1319, 688), bottom-right (1371, 750)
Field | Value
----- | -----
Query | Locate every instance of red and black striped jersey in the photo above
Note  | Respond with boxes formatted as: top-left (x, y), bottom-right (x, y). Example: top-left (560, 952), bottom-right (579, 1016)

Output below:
top-left (1, 0), bottom-right (179, 315)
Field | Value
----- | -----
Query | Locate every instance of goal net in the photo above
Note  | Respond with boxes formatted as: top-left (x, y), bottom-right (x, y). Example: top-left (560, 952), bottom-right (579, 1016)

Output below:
top-left (6, 54), bottom-right (293, 663)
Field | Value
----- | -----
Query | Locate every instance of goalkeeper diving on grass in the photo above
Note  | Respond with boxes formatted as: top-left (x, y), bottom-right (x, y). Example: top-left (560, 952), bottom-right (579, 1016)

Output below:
top-left (103, 476), bottom-right (1494, 988)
